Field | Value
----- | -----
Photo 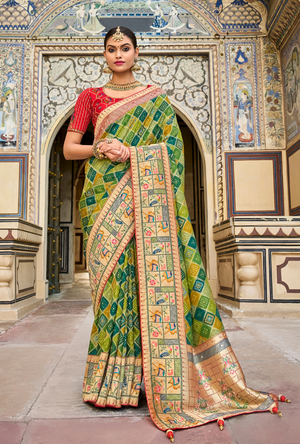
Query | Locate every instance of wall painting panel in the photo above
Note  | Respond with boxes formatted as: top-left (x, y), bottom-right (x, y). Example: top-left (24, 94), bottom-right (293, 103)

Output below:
top-left (225, 41), bottom-right (264, 150)
top-left (281, 19), bottom-right (300, 146)
top-left (39, 0), bottom-right (211, 37)
top-left (262, 38), bottom-right (284, 148)
top-left (0, 43), bottom-right (25, 151)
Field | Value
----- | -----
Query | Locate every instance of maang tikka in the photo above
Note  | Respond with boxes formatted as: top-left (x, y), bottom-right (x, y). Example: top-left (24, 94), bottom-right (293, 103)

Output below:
top-left (112, 26), bottom-right (124, 42)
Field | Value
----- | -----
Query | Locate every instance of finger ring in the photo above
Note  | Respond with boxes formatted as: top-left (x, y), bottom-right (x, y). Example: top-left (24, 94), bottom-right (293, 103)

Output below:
top-left (106, 139), bottom-right (113, 144)
top-left (117, 158), bottom-right (122, 162)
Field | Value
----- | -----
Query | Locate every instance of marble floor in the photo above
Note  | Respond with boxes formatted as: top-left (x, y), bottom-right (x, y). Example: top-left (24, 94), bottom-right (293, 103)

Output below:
top-left (0, 276), bottom-right (299, 444)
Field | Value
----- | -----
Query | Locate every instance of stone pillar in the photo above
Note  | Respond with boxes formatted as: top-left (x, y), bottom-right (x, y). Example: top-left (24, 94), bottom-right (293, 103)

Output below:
top-left (236, 252), bottom-right (260, 299)
top-left (0, 256), bottom-right (13, 302)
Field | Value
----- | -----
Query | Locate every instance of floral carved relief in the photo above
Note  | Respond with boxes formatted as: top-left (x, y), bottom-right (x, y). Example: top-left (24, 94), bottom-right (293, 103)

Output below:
top-left (42, 54), bottom-right (212, 152)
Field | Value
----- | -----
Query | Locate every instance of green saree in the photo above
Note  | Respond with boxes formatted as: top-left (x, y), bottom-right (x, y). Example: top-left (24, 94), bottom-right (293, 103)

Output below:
top-left (79, 86), bottom-right (277, 431)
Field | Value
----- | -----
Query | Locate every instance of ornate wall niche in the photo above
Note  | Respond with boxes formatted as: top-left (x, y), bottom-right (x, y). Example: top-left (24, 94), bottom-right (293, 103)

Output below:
top-left (29, 43), bottom-right (223, 225)
top-left (42, 54), bottom-right (212, 151)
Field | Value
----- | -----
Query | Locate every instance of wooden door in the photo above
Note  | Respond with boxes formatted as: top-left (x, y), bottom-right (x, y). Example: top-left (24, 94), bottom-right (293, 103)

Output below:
top-left (47, 143), bottom-right (61, 293)
top-left (178, 116), bottom-right (206, 269)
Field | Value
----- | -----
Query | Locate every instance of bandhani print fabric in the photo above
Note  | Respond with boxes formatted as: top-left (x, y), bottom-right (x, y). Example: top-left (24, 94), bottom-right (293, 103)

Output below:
top-left (77, 86), bottom-right (278, 430)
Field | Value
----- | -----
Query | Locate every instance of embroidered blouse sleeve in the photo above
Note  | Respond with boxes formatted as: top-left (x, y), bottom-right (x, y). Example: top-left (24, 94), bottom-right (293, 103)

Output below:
top-left (67, 89), bottom-right (92, 134)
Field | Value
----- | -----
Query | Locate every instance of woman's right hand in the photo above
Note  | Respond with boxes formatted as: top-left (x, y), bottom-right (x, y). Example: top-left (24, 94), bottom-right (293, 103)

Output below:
top-left (96, 139), bottom-right (130, 162)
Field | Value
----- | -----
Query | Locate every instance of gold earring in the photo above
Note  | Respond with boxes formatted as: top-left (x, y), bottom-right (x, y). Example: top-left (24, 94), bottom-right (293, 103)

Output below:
top-left (131, 58), bottom-right (141, 72)
top-left (103, 64), bottom-right (113, 74)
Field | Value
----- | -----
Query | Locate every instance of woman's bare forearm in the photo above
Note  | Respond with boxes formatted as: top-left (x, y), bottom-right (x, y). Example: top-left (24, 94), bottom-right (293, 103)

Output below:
top-left (63, 142), bottom-right (93, 160)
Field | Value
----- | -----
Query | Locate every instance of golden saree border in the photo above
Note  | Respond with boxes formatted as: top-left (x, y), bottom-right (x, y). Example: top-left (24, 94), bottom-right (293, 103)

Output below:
top-left (129, 142), bottom-right (276, 431)
top-left (94, 85), bottom-right (164, 142)
top-left (130, 142), bottom-right (191, 430)
top-left (86, 169), bottom-right (134, 313)
top-left (83, 354), bottom-right (142, 408)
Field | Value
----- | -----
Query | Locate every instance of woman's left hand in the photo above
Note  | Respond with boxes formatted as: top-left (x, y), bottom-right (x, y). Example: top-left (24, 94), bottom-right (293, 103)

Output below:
top-left (96, 139), bottom-right (130, 162)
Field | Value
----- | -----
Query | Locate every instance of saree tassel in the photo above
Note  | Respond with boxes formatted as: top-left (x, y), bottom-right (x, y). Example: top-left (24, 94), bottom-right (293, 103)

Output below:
top-left (270, 406), bottom-right (282, 417)
top-left (278, 394), bottom-right (291, 403)
top-left (217, 418), bottom-right (225, 431)
top-left (166, 429), bottom-right (174, 442)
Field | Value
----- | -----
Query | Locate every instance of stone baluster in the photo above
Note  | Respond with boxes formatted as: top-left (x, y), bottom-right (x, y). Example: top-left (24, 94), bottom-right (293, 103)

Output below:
top-left (236, 252), bottom-right (261, 299)
top-left (0, 256), bottom-right (14, 302)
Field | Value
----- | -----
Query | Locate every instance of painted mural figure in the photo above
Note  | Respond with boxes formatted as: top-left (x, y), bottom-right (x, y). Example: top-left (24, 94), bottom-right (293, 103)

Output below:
top-left (236, 89), bottom-right (253, 143)
top-left (232, 62), bottom-right (254, 147)
top-left (286, 48), bottom-right (300, 117)
top-left (40, 1), bottom-right (207, 38)
top-left (0, 72), bottom-right (17, 145)
top-left (63, 25), bottom-right (280, 440)
top-left (167, 6), bottom-right (185, 34)
top-left (0, 90), bottom-right (17, 142)
top-left (75, 4), bottom-right (86, 30)
top-left (84, 3), bottom-right (105, 33)
top-left (147, 1), bottom-right (169, 31)
top-left (70, 3), bottom-right (106, 34)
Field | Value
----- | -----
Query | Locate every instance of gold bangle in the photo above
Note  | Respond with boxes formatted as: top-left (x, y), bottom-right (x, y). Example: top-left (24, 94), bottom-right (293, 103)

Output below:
top-left (92, 141), bottom-right (107, 159)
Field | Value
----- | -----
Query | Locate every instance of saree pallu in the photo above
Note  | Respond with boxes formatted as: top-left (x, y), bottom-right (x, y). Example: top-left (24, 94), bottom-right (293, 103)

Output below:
top-left (79, 86), bottom-right (277, 430)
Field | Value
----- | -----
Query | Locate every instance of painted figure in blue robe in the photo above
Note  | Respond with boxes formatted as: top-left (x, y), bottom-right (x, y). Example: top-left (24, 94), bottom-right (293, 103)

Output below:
top-left (236, 89), bottom-right (253, 143)
top-left (147, 1), bottom-right (169, 30)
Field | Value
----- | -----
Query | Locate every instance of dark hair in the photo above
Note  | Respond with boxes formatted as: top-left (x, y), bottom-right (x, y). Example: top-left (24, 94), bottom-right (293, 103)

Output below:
top-left (104, 26), bottom-right (137, 49)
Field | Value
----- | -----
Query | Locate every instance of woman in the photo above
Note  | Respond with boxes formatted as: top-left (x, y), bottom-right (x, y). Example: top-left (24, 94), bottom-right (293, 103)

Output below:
top-left (64, 26), bottom-right (283, 439)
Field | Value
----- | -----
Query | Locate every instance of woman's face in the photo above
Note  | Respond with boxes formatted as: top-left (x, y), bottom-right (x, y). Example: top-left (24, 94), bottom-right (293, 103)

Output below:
top-left (103, 35), bottom-right (139, 73)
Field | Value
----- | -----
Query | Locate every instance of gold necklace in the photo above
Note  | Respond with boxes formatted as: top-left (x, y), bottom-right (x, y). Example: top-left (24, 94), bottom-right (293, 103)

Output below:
top-left (104, 79), bottom-right (144, 91)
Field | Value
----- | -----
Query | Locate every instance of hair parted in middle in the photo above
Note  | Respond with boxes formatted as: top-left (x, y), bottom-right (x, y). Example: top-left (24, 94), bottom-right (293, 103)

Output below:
top-left (104, 26), bottom-right (137, 49)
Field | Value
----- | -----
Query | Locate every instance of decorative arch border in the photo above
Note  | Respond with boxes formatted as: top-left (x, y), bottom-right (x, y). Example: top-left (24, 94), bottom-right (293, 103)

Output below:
top-left (0, 0), bottom-right (271, 38)
top-left (28, 0), bottom-right (216, 37)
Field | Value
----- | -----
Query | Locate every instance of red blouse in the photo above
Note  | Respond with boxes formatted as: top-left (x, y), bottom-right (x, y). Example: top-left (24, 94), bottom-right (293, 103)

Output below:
top-left (67, 86), bottom-right (151, 134)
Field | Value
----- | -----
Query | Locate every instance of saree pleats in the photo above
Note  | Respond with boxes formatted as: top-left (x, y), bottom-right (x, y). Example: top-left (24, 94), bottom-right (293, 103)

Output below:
top-left (79, 87), bottom-right (277, 428)
top-left (83, 237), bottom-right (142, 407)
